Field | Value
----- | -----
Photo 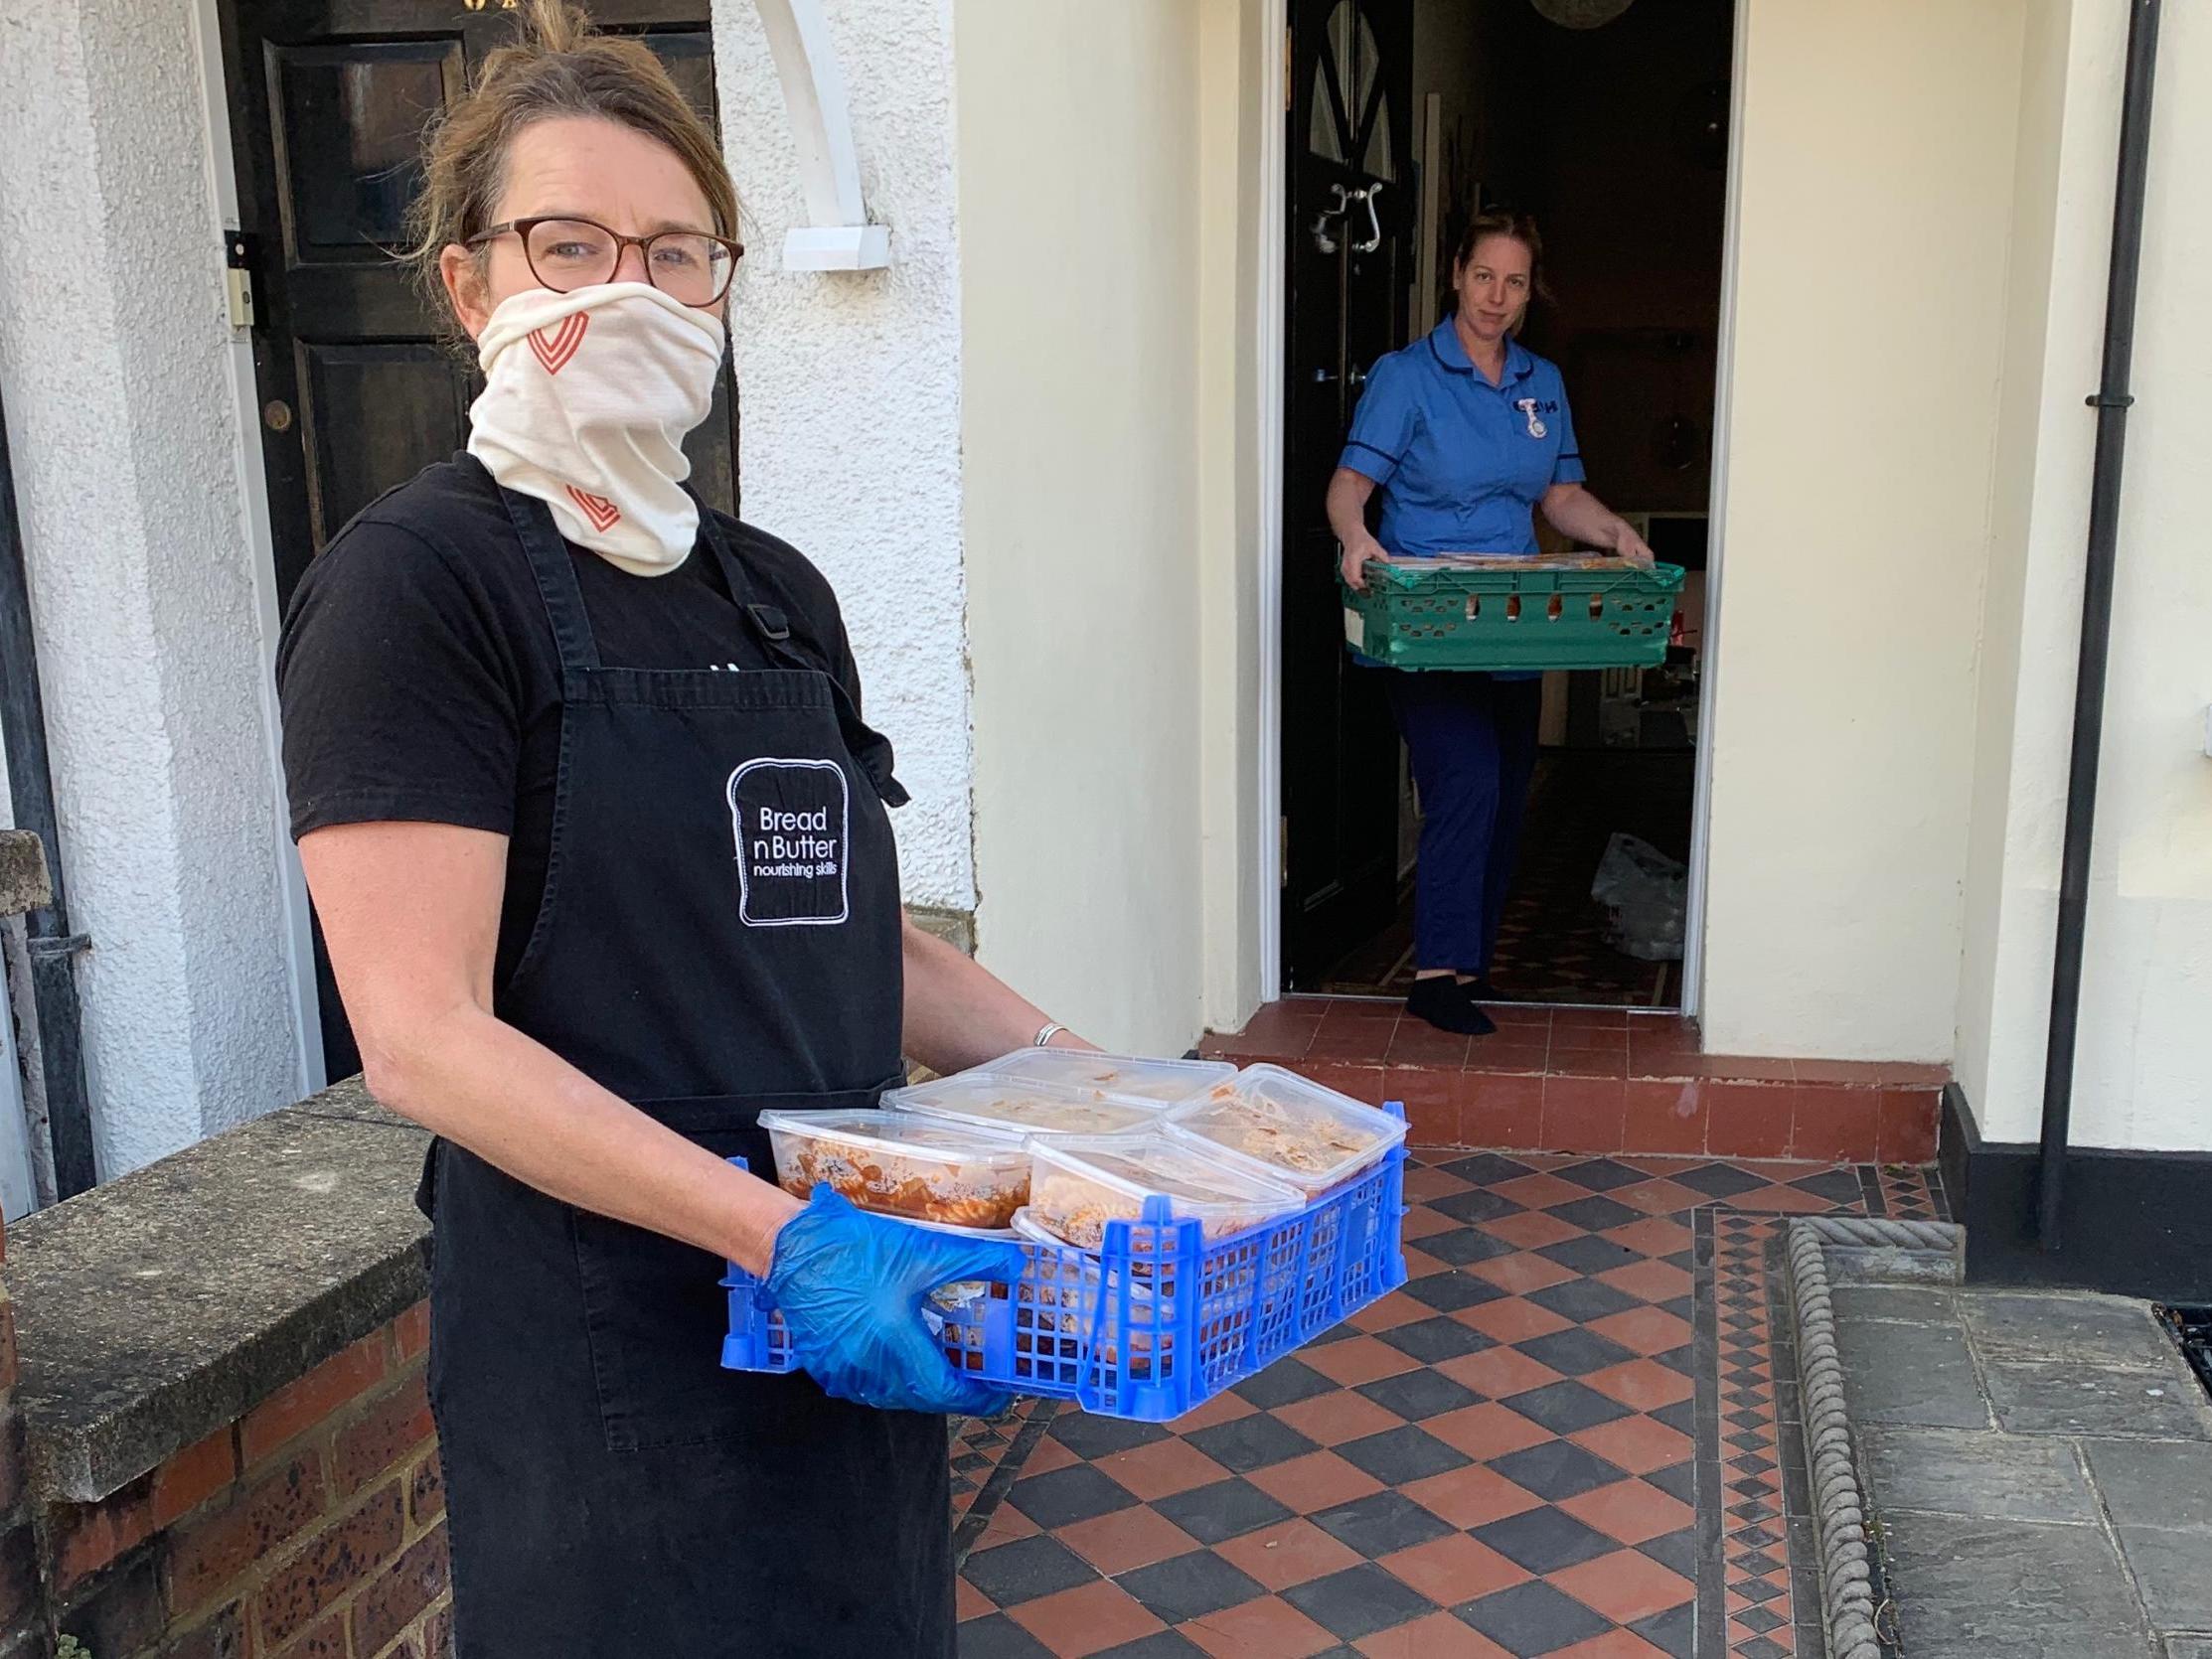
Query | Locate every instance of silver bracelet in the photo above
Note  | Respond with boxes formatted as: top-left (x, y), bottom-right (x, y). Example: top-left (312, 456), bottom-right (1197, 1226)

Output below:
top-left (1032, 1021), bottom-right (1067, 1049)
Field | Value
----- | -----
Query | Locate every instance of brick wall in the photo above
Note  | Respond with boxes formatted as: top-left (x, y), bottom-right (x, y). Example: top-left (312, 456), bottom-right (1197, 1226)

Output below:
top-left (0, 1209), bottom-right (448, 1659)
top-left (0, 1216), bottom-right (52, 1658)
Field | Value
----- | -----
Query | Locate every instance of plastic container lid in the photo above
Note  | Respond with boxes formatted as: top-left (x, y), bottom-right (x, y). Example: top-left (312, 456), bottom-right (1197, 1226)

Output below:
top-left (1027, 1132), bottom-right (1302, 1248)
top-left (977, 1048), bottom-right (1236, 1106)
top-left (758, 1109), bottom-right (1029, 1230)
top-left (1009, 1207), bottom-right (1074, 1250)
top-left (1164, 1065), bottom-right (1408, 1197)
top-left (884, 1074), bottom-right (1159, 1138)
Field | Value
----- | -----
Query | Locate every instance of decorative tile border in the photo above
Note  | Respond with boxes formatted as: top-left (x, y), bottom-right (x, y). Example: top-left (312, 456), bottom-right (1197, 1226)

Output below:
top-left (1873, 1164), bottom-right (1944, 1222)
top-left (952, 1400), bottom-right (1057, 1550)
top-left (1698, 1211), bottom-right (1803, 1658)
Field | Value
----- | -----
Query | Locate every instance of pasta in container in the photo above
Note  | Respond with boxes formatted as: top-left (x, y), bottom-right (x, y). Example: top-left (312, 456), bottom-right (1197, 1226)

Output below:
top-left (1163, 1065), bottom-right (1407, 1197)
top-left (1025, 1133), bottom-right (1302, 1250)
top-left (758, 1109), bottom-right (1029, 1230)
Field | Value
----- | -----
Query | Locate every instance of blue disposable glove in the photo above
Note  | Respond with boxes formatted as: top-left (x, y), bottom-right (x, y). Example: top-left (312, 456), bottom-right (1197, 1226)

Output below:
top-left (764, 1186), bottom-right (1027, 1416)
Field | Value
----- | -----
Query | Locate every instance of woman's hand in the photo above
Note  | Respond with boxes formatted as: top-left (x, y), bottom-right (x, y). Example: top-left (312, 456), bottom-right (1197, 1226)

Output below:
top-left (1540, 483), bottom-right (1655, 569)
top-left (765, 1188), bottom-right (1027, 1416)
top-left (1326, 467), bottom-right (1384, 589)
top-left (1340, 534), bottom-right (1387, 592)
top-left (1610, 522), bottom-right (1658, 569)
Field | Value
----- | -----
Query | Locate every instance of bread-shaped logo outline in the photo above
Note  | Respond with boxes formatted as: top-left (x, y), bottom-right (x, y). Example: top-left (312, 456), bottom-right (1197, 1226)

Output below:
top-left (528, 312), bottom-right (589, 375)
top-left (564, 485), bottom-right (620, 532)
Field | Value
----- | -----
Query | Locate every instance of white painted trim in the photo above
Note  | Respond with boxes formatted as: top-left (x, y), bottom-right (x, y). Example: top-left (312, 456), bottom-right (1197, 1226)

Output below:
top-left (1256, 0), bottom-right (1289, 999)
top-left (190, 0), bottom-right (325, 1096)
top-left (782, 225), bottom-right (892, 270)
top-left (1679, 0), bottom-right (1755, 1021)
top-left (752, 0), bottom-right (890, 270)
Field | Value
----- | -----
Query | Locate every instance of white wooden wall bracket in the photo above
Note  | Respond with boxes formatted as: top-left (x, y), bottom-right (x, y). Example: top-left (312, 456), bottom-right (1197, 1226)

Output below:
top-left (752, 0), bottom-right (891, 270)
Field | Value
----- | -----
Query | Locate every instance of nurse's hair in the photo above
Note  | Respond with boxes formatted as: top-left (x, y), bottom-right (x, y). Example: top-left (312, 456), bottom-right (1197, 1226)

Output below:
top-left (1452, 211), bottom-right (1552, 307)
top-left (405, 0), bottom-right (740, 321)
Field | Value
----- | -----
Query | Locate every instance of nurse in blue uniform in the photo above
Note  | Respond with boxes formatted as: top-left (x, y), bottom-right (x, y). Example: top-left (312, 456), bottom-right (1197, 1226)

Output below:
top-left (1327, 213), bottom-right (1654, 1036)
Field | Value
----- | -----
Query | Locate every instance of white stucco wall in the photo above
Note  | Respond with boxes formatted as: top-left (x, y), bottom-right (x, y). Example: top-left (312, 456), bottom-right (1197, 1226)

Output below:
top-left (1956, 0), bottom-right (2212, 1151)
top-left (0, 0), bottom-right (307, 1172)
top-left (712, 0), bottom-right (975, 913)
top-left (1696, 0), bottom-right (2026, 1062)
top-left (955, 0), bottom-right (1211, 1053)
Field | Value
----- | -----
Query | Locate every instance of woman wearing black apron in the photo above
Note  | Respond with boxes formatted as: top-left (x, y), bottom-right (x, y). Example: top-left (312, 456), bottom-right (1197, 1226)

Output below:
top-left (276, 8), bottom-right (1085, 1654)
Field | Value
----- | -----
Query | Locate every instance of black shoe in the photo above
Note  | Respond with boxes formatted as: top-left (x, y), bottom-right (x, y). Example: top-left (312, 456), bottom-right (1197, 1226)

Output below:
top-left (1406, 978), bottom-right (1498, 1037)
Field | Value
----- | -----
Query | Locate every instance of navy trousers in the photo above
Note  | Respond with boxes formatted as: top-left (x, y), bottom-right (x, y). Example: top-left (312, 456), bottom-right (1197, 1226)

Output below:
top-left (1385, 672), bottom-right (1543, 976)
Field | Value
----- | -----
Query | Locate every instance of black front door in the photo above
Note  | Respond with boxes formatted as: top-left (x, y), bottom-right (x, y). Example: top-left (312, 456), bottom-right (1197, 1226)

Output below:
top-left (220, 0), bottom-right (733, 1079)
top-left (1282, 0), bottom-right (1412, 989)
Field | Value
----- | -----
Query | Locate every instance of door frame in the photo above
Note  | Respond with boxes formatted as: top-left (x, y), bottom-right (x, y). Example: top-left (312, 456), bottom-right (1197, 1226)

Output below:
top-left (191, 0), bottom-right (328, 1096)
top-left (1251, 0), bottom-right (1750, 1015)
top-left (1255, 0), bottom-right (1290, 999)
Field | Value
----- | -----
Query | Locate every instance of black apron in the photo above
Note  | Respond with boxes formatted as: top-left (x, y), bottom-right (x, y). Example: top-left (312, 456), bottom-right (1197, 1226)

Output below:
top-left (421, 487), bottom-right (952, 1658)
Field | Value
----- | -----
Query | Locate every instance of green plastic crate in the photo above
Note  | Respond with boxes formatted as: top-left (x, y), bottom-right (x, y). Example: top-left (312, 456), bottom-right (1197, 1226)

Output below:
top-left (1341, 555), bottom-right (1686, 672)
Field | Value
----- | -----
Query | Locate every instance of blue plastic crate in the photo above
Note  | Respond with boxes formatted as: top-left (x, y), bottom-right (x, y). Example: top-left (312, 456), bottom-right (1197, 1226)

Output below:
top-left (721, 1106), bottom-right (1410, 1421)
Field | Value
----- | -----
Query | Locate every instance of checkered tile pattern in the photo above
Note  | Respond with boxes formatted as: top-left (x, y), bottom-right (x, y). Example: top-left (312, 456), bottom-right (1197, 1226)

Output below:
top-left (950, 1150), bottom-right (1899, 1659)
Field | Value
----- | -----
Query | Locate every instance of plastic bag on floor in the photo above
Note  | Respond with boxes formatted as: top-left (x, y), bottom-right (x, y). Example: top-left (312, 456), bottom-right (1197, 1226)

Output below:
top-left (1591, 832), bottom-right (1686, 962)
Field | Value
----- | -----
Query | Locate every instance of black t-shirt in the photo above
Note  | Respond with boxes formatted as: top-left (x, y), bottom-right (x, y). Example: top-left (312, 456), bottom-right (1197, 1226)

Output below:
top-left (276, 454), bottom-right (870, 985)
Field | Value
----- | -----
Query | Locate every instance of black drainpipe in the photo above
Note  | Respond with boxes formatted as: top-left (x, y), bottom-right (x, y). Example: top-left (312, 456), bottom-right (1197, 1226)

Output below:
top-left (0, 383), bottom-right (98, 1200)
top-left (2036, 0), bottom-right (2162, 1252)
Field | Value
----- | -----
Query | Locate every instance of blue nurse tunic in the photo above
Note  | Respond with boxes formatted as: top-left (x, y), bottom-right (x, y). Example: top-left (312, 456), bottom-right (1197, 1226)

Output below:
top-left (1338, 318), bottom-right (1587, 980)
top-left (1341, 317), bottom-right (1585, 553)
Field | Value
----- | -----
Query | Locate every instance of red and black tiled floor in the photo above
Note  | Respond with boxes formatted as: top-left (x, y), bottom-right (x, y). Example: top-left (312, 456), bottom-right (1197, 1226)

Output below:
top-left (950, 1148), bottom-right (1948, 1658)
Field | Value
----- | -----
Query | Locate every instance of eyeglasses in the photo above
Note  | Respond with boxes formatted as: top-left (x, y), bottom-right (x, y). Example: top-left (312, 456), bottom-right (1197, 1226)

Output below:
top-left (467, 217), bottom-right (743, 307)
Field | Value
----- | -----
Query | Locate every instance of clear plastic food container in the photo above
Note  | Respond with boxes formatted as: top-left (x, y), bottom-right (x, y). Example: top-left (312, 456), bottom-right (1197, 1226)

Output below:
top-left (758, 1109), bottom-right (1029, 1230)
top-left (1164, 1065), bottom-right (1408, 1197)
top-left (1026, 1134), bottom-right (1302, 1249)
top-left (979, 1049), bottom-right (1234, 1105)
top-left (884, 1074), bottom-right (1159, 1138)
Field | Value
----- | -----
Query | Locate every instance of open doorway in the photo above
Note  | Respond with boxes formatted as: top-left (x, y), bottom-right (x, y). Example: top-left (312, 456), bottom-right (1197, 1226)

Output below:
top-left (1279, 0), bottom-right (1729, 1010)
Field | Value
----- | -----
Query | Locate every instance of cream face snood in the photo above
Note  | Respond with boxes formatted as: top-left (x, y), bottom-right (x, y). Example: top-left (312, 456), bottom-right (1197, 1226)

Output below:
top-left (466, 281), bottom-right (726, 576)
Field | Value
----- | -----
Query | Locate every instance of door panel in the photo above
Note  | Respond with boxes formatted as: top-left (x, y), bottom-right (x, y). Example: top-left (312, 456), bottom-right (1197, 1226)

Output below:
top-left (268, 42), bottom-right (452, 257)
top-left (298, 343), bottom-right (473, 541)
top-left (1282, 0), bottom-right (1413, 990)
top-left (222, 0), bottom-right (726, 1081)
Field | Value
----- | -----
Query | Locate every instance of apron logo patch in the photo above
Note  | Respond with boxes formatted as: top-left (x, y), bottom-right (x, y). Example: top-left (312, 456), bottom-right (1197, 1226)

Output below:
top-left (727, 759), bottom-right (851, 927)
top-left (528, 311), bottom-right (589, 375)
top-left (564, 485), bottom-right (621, 532)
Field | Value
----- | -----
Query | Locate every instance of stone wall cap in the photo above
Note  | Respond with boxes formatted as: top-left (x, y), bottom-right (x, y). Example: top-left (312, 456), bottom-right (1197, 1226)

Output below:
top-left (8, 1077), bottom-right (431, 1502)
top-left (0, 830), bottom-right (52, 916)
